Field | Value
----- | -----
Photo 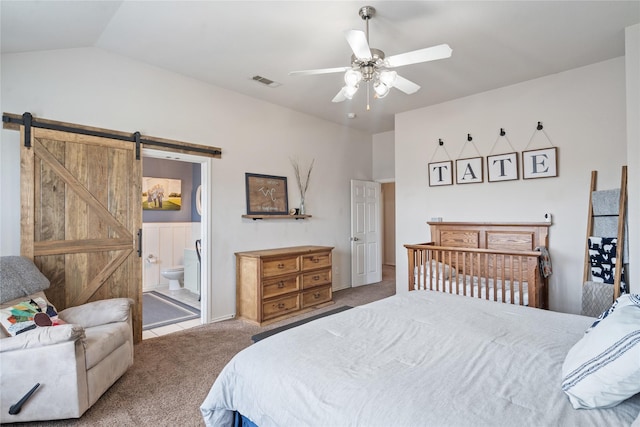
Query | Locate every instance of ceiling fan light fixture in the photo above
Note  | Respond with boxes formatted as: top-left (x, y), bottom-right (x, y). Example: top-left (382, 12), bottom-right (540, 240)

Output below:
top-left (373, 81), bottom-right (390, 98)
top-left (341, 85), bottom-right (358, 99)
top-left (290, 6), bottom-right (451, 107)
top-left (378, 70), bottom-right (397, 86)
top-left (344, 69), bottom-right (362, 87)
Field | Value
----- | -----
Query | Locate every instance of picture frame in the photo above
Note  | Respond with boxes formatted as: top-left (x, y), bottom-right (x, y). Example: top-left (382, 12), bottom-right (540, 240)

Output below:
top-left (522, 147), bottom-right (558, 179)
top-left (455, 157), bottom-right (484, 184)
top-left (487, 152), bottom-right (519, 182)
top-left (245, 173), bottom-right (289, 215)
top-left (428, 161), bottom-right (453, 187)
top-left (142, 177), bottom-right (182, 210)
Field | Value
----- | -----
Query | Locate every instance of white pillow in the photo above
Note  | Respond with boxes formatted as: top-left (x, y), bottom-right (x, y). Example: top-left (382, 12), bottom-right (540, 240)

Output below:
top-left (561, 293), bottom-right (640, 409)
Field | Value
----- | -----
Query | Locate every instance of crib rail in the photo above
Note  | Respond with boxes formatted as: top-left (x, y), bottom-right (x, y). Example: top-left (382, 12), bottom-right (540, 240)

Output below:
top-left (405, 243), bottom-right (546, 308)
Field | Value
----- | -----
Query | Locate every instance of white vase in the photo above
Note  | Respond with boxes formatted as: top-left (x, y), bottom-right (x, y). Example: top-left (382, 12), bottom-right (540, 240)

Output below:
top-left (299, 198), bottom-right (305, 215)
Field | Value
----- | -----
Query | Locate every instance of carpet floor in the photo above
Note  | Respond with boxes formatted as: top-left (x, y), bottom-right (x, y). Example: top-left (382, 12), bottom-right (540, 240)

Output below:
top-left (7, 266), bottom-right (396, 427)
top-left (142, 291), bottom-right (200, 330)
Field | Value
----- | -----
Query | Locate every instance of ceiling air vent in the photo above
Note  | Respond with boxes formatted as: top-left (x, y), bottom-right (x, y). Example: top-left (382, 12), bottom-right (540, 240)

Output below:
top-left (252, 75), bottom-right (281, 88)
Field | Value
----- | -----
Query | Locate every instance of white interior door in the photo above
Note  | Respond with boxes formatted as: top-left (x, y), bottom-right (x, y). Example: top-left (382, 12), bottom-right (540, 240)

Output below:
top-left (351, 180), bottom-right (382, 287)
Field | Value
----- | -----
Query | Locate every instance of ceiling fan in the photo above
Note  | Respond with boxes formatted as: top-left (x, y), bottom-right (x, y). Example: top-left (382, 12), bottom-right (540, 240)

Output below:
top-left (289, 6), bottom-right (452, 106)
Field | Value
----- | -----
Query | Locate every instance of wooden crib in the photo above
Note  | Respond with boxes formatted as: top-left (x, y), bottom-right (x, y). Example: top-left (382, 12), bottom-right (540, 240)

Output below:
top-left (405, 222), bottom-right (551, 309)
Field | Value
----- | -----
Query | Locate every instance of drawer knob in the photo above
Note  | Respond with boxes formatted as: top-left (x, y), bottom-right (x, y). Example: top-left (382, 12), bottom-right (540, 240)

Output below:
top-left (313, 275), bottom-right (320, 281)
top-left (277, 303), bottom-right (285, 309)
top-left (312, 257), bottom-right (320, 263)
top-left (277, 281), bottom-right (285, 288)
top-left (314, 292), bottom-right (321, 299)
top-left (277, 263), bottom-right (285, 269)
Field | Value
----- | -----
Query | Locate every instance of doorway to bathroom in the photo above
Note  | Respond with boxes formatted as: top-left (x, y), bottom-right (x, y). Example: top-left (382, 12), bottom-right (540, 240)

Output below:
top-left (140, 149), bottom-right (212, 339)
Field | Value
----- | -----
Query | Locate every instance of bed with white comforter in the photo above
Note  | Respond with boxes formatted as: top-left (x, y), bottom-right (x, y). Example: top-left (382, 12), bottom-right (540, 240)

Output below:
top-left (201, 291), bottom-right (640, 427)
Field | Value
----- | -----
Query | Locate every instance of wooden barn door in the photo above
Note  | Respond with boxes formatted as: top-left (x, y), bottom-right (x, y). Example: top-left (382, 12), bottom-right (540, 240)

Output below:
top-left (20, 126), bottom-right (143, 342)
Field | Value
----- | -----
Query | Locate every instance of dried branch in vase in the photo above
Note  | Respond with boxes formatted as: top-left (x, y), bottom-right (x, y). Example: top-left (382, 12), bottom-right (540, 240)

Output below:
top-left (290, 158), bottom-right (315, 214)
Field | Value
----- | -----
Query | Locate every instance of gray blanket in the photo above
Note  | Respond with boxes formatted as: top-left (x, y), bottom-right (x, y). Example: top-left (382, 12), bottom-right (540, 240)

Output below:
top-left (0, 256), bottom-right (50, 303)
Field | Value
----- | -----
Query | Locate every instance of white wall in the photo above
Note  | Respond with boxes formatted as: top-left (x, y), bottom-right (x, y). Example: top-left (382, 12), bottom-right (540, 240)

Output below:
top-left (395, 57), bottom-right (628, 315)
top-left (0, 47), bottom-right (372, 321)
top-left (372, 130), bottom-right (395, 181)
top-left (626, 24), bottom-right (639, 290)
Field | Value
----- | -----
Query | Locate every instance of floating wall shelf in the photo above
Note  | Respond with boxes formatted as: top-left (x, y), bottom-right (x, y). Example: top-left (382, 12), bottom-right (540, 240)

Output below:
top-left (242, 214), bottom-right (312, 221)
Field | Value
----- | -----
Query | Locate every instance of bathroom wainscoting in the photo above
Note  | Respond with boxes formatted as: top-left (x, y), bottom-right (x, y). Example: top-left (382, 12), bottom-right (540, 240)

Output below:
top-left (142, 222), bottom-right (201, 292)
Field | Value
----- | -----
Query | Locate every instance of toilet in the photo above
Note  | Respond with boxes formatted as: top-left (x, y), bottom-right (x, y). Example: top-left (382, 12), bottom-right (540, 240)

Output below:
top-left (160, 266), bottom-right (184, 290)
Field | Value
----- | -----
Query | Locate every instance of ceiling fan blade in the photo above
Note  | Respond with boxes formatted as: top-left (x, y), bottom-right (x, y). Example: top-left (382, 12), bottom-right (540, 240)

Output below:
top-left (392, 75), bottom-right (421, 94)
top-left (289, 66), bottom-right (351, 76)
top-left (385, 44), bottom-right (452, 68)
top-left (332, 89), bottom-right (347, 103)
top-left (344, 30), bottom-right (372, 60)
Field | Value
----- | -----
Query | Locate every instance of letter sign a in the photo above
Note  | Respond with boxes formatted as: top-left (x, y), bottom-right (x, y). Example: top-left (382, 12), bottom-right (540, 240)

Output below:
top-left (523, 147), bottom-right (557, 179)
top-left (456, 157), bottom-right (484, 184)
top-left (428, 160), bottom-right (453, 187)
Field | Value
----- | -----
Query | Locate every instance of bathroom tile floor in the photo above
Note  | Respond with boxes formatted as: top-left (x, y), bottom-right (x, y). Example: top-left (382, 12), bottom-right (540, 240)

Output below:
top-left (142, 286), bottom-right (202, 340)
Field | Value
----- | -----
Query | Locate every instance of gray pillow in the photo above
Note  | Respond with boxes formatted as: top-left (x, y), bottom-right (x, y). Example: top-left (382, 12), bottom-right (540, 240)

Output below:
top-left (0, 256), bottom-right (50, 304)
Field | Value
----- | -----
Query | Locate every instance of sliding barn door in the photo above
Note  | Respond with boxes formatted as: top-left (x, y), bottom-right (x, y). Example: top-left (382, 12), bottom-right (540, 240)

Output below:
top-left (20, 127), bottom-right (143, 342)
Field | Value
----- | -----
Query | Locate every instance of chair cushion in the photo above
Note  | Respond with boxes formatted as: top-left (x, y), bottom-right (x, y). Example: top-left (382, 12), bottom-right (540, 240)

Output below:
top-left (83, 322), bottom-right (131, 370)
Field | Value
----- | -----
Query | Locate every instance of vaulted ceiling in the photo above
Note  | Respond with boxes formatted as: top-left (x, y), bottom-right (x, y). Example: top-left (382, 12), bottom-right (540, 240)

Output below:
top-left (2, 1), bottom-right (638, 135)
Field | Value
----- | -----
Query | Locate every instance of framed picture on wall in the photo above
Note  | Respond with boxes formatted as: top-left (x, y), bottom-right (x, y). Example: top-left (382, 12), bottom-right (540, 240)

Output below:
top-left (487, 152), bottom-right (519, 182)
top-left (142, 177), bottom-right (182, 210)
top-left (455, 157), bottom-right (484, 184)
top-left (245, 173), bottom-right (289, 215)
top-left (522, 147), bottom-right (558, 179)
top-left (428, 161), bottom-right (453, 187)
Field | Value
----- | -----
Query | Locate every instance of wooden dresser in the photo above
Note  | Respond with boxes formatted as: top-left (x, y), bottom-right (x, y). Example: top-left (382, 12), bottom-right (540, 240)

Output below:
top-left (235, 245), bottom-right (334, 325)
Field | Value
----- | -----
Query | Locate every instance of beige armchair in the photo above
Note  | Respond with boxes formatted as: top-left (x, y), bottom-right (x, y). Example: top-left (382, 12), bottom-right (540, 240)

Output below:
top-left (0, 256), bottom-right (134, 423)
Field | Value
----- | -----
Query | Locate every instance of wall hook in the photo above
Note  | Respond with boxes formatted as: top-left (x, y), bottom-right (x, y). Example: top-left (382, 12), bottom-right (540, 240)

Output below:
top-left (500, 128), bottom-right (506, 136)
top-left (467, 133), bottom-right (472, 142)
top-left (537, 121), bottom-right (543, 130)
top-left (438, 138), bottom-right (444, 146)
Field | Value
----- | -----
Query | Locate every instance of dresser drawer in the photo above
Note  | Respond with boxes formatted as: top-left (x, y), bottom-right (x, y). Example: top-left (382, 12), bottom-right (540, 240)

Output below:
top-left (301, 252), bottom-right (332, 271)
top-left (262, 256), bottom-right (299, 277)
top-left (263, 294), bottom-right (300, 320)
top-left (302, 286), bottom-right (332, 308)
top-left (263, 276), bottom-right (299, 299)
top-left (302, 269), bottom-right (331, 289)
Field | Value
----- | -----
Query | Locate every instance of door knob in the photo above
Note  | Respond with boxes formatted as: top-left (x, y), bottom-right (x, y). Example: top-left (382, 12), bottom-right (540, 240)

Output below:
top-left (351, 237), bottom-right (359, 241)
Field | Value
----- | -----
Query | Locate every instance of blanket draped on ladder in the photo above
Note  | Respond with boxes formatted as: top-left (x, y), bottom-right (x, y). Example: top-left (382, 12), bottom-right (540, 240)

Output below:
top-left (582, 189), bottom-right (628, 317)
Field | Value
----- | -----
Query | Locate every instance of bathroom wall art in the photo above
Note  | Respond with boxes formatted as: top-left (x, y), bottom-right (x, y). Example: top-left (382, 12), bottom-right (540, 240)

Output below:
top-left (143, 177), bottom-right (182, 210)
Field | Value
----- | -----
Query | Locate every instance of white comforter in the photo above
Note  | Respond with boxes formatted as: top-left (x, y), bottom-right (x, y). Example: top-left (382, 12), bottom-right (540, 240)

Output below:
top-left (201, 291), bottom-right (640, 427)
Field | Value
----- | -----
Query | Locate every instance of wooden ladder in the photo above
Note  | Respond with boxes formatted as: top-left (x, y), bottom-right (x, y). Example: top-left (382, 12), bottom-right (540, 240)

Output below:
top-left (582, 165), bottom-right (628, 300)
